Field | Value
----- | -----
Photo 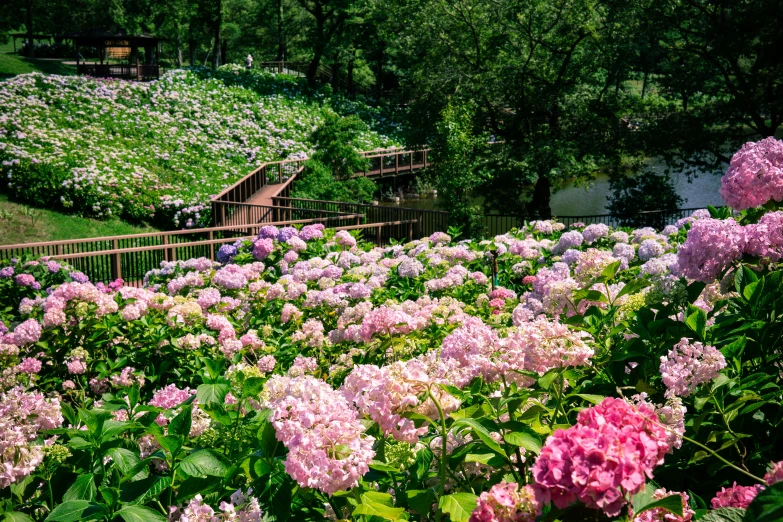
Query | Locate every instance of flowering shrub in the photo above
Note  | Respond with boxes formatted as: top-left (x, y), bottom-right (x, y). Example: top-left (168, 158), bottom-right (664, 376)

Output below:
top-left (0, 67), bottom-right (399, 228)
top-left (3, 140), bottom-right (783, 522)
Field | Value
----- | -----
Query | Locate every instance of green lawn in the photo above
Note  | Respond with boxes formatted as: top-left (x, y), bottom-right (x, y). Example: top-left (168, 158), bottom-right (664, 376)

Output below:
top-left (0, 194), bottom-right (158, 245)
top-left (0, 40), bottom-right (76, 79)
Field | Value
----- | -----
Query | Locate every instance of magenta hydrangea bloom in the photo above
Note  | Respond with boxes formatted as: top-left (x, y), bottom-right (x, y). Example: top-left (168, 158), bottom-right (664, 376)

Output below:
top-left (765, 461), bottom-right (783, 485)
top-left (720, 137), bottom-right (783, 210)
top-left (745, 211), bottom-right (783, 261)
top-left (672, 218), bottom-right (745, 282)
top-left (710, 482), bottom-right (764, 509)
top-left (532, 397), bottom-right (671, 517)
top-left (252, 238), bottom-right (275, 261)
top-left (632, 489), bottom-right (694, 522)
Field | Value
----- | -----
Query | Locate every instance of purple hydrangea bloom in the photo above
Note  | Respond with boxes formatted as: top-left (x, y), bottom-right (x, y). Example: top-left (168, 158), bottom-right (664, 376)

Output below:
top-left (253, 238), bottom-right (275, 261)
top-left (70, 271), bottom-right (89, 283)
top-left (299, 224), bottom-right (324, 241)
top-left (0, 267), bottom-right (14, 278)
top-left (258, 225), bottom-right (280, 239)
top-left (217, 244), bottom-right (238, 264)
top-left (277, 227), bottom-right (299, 242)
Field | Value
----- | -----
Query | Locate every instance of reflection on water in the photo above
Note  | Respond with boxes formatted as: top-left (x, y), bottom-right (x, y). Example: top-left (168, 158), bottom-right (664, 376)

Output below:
top-left (381, 162), bottom-right (726, 216)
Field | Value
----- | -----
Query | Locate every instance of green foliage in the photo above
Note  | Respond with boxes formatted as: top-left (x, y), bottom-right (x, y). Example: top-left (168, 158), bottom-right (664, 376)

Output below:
top-left (292, 159), bottom-right (377, 203)
top-left (309, 110), bottom-right (371, 181)
top-left (430, 100), bottom-right (490, 237)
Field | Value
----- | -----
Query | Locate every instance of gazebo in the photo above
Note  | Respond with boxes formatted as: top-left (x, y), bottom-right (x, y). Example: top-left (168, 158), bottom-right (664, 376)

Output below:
top-left (63, 30), bottom-right (164, 81)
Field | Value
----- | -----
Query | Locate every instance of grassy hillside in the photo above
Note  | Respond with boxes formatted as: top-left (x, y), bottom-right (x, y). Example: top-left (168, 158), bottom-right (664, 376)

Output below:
top-left (0, 194), bottom-right (157, 245)
top-left (0, 64), bottom-right (401, 229)
top-left (0, 41), bottom-right (76, 79)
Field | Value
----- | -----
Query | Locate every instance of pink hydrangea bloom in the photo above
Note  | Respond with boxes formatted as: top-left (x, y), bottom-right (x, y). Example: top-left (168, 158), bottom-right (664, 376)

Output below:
top-left (659, 338), bottom-right (726, 398)
top-left (710, 483), bottom-right (764, 509)
top-left (0, 386), bottom-right (63, 488)
top-left (672, 218), bottom-right (746, 282)
top-left (17, 357), bottom-right (43, 375)
top-left (469, 482), bottom-right (543, 522)
top-left (264, 375), bottom-right (375, 495)
top-left (334, 231), bottom-right (357, 248)
top-left (257, 355), bottom-right (276, 373)
top-left (532, 397), bottom-right (671, 517)
top-left (503, 318), bottom-right (594, 376)
top-left (745, 211), bottom-right (783, 261)
top-left (720, 137), bottom-right (783, 210)
top-left (13, 319), bottom-right (42, 346)
top-left (252, 238), bottom-right (275, 261)
top-left (765, 461), bottom-right (783, 485)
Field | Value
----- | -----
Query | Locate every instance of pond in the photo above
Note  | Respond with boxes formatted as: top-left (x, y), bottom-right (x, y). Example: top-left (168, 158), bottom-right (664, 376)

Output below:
top-left (380, 161), bottom-right (726, 216)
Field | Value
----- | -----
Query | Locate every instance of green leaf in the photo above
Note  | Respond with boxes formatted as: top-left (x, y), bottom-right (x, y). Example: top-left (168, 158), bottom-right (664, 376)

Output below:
top-left (743, 482), bottom-right (783, 522)
top-left (241, 377), bottom-right (266, 399)
top-left (686, 307), bottom-right (707, 340)
top-left (178, 449), bottom-right (228, 478)
top-left (600, 260), bottom-right (621, 280)
top-left (454, 418), bottom-right (507, 458)
top-left (438, 493), bottom-right (478, 522)
top-left (614, 279), bottom-right (650, 300)
top-left (196, 383), bottom-right (229, 405)
top-left (503, 431), bottom-right (542, 455)
top-left (105, 447), bottom-right (141, 476)
top-left (168, 405), bottom-right (192, 439)
top-left (3, 512), bottom-right (34, 522)
top-left (570, 393), bottom-right (606, 405)
top-left (634, 494), bottom-right (684, 518)
top-left (63, 474), bottom-right (97, 502)
top-left (44, 501), bottom-right (108, 522)
top-left (120, 476), bottom-right (172, 505)
top-left (353, 493), bottom-right (405, 520)
top-left (698, 508), bottom-right (746, 522)
top-left (406, 489), bottom-right (437, 516)
top-left (116, 506), bottom-right (167, 522)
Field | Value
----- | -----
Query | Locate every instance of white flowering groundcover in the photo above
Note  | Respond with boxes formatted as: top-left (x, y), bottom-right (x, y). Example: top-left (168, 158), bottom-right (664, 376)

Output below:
top-left (1, 143), bottom-right (783, 522)
top-left (0, 65), bottom-right (399, 229)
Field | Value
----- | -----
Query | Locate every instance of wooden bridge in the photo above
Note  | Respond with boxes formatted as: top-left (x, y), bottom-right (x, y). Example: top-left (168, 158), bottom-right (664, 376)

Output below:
top-left (210, 147), bottom-right (443, 241)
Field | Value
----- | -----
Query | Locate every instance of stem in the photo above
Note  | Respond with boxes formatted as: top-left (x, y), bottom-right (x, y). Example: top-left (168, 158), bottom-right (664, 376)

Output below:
top-left (427, 385), bottom-right (449, 522)
top-left (48, 477), bottom-right (55, 510)
top-left (553, 371), bottom-right (567, 426)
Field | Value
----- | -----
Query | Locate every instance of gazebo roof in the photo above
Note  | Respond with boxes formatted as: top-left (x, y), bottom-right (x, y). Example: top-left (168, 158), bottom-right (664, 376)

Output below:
top-left (61, 29), bottom-right (165, 45)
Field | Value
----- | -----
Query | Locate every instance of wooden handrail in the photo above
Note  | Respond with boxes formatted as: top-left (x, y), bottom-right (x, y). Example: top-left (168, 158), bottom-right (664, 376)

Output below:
top-left (0, 215), bottom-right (361, 252)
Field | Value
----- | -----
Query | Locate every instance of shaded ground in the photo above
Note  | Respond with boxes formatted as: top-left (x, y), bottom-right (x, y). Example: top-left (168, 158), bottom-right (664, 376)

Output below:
top-left (0, 41), bottom-right (76, 79)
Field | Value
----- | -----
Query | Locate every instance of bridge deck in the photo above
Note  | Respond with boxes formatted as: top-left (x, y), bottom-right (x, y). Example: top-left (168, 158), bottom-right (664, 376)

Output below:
top-left (246, 183), bottom-right (284, 207)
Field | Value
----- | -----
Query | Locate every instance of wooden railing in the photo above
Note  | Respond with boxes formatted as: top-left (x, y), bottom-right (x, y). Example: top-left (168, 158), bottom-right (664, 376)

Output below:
top-left (257, 61), bottom-right (346, 88)
top-left (356, 148), bottom-right (431, 178)
top-left (77, 63), bottom-right (160, 80)
top-left (0, 215), bottom-right (360, 285)
top-left (272, 197), bottom-right (448, 242)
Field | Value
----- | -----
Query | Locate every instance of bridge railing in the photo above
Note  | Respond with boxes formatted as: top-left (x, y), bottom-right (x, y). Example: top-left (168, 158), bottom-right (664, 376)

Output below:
top-left (0, 215), bottom-right (360, 285)
top-left (272, 197), bottom-right (448, 241)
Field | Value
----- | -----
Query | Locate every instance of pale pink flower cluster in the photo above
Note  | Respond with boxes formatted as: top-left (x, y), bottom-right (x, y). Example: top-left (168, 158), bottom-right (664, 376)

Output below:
top-left (582, 224), bottom-right (610, 244)
top-left (440, 316), bottom-right (501, 385)
top-left (573, 248), bottom-right (623, 283)
top-left (291, 319), bottom-right (328, 348)
top-left (514, 263), bottom-right (579, 320)
top-left (334, 230), bottom-right (357, 248)
top-left (469, 482), bottom-right (543, 522)
top-left (672, 218), bottom-right (746, 282)
top-left (659, 338), bottom-right (726, 398)
top-left (263, 375), bottom-right (375, 494)
top-left (765, 460), bottom-right (783, 485)
top-left (532, 397), bottom-right (671, 517)
top-left (170, 489), bottom-right (263, 522)
top-left (720, 137), bottom-right (783, 210)
top-left (710, 483), bottom-right (764, 509)
top-left (287, 355), bottom-right (318, 377)
top-left (0, 386), bottom-right (63, 488)
top-left (503, 318), bottom-right (594, 375)
top-left (12, 319), bottom-right (42, 346)
top-left (745, 211), bottom-right (783, 261)
top-left (632, 489), bottom-right (694, 522)
top-left (424, 265), bottom-right (470, 292)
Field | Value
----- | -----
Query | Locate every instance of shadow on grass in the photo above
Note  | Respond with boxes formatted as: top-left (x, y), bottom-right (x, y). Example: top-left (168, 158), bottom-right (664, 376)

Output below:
top-left (0, 53), bottom-right (76, 79)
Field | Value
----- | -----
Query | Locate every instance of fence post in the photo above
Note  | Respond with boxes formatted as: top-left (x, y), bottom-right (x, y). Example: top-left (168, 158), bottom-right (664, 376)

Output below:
top-left (377, 225), bottom-right (382, 245)
top-left (110, 239), bottom-right (121, 281)
top-left (379, 154), bottom-right (384, 177)
top-left (395, 153), bottom-right (399, 175)
top-left (417, 212), bottom-right (423, 239)
top-left (408, 221), bottom-right (413, 242)
top-left (209, 231), bottom-right (215, 260)
top-left (163, 235), bottom-right (169, 262)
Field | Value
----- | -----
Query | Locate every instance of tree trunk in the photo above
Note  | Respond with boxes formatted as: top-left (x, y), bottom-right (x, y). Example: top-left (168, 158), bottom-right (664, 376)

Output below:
top-left (641, 70), bottom-right (648, 99)
top-left (221, 39), bottom-right (227, 65)
top-left (276, 0), bottom-right (286, 61)
top-left (25, 0), bottom-right (34, 58)
top-left (347, 56), bottom-right (355, 94)
top-left (529, 174), bottom-right (552, 219)
top-left (212, 0), bottom-right (223, 68)
top-left (307, 44), bottom-right (324, 87)
top-left (175, 22), bottom-right (184, 67)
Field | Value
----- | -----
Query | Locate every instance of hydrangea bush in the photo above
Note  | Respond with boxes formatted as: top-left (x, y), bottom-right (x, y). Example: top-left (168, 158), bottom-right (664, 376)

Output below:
top-left (1, 139), bottom-right (783, 521)
top-left (0, 66), bottom-right (399, 228)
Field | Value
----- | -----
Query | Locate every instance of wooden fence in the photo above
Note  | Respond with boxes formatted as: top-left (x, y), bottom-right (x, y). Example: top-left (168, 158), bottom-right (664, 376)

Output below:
top-left (0, 215), bottom-right (364, 285)
top-left (272, 197), bottom-right (448, 242)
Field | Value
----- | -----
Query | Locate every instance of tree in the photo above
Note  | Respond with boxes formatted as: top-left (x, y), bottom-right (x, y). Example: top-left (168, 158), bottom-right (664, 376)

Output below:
top-left (606, 172), bottom-right (684, 228)
top-left (635, 0), bottom-right (783, 177)
top-left (309, 111), bottom-right (370, 180)
top-left (430, 99), bottom-right (490, 237)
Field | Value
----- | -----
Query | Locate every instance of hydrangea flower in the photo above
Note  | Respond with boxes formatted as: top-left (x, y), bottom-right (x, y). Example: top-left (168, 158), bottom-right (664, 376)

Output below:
top-left (532, 397), bottom-right (671, 517)
top-left (582, 224), bottom-right (610, 244)
top-left (469, 482), bottom-right (543, 522)
top-left (720, 137), bottom-right (783, 210)
top-left (659, 338), bottom-right (726, 398)
top-left (672, 218), bottom-right (746, 282)
top-left (710, 483), bottom-right (764, 509)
